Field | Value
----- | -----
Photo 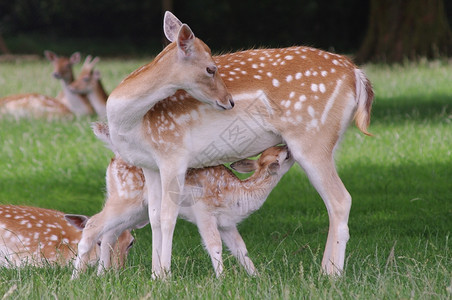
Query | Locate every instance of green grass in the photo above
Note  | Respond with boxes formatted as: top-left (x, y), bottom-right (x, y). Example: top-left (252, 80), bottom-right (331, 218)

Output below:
top-left (0, 57), bottom-right (451, 299)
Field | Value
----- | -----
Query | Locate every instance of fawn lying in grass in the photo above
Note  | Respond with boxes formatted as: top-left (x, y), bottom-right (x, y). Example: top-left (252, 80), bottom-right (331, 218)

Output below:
top-left (0, 205), bottom-right (134, 268)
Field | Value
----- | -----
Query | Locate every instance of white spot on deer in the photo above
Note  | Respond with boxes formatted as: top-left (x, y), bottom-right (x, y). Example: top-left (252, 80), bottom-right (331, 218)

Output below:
top-left (312, 71), bottom-right (318, 76)
top-left (254, 75), bottom-right (262, 80)
top-left (331, 68), bottom-right (336, 73)
top-left (267, 72), bottom-right (272, 77)
top-left (26, 223), bottom-right (32, 228)
top-left (299, 95), bottom-right (307, 102)
top-left (240, 61), bottom-right (246, 65)
top-left (284, 100), bottom-right (291, 108)
top-left (311, 84), bottom-right (318, 92)
top-left (252, 64), bottom-right (258, 69)
top-left (324, 54), bottom-right (330, 59)
top-left (289, 91), bottom-right (295, 98)
top-left (308, 119), bottom-right (319, 130)
top-left (272, 79), bottom-right (280, 87)
top-left (285, 55), bottom-right (294, 60)
top-left (285, 111), bottom-right (291, 116)
top-left (5, 214), bottom-right (11, 218)
top-left (259, 63), bottom-right (265, 67)
top-left (308, 106), bottom-right (315, 117)
top-left (294, 101), bottom-right (302, 110)
top-left (229, 71), bottom-right (236, 75)
top-left (259, 57), bottom-right (265, 61)
top-left (319, 83), bottom-right (326, 93)
top-left (224, 65), bottom-right (230, 69)
top-left (296, 115), bottom-right (302, 123)
top-left (62, 238), bottom-right (69, 244)
top-left (247, 58), bottom-right (253, 61)
top-left (332, 59), bottom-right (339, 65)
top-left (321, 71), bottom-right (328, 77)
top-left (241, 71), bottom-right (247, 75)
top-left (34, 232), bottom-right (39, 239)
top-left (295, 72), bottom-right (302, 80)
top-left (305, 70), bottom-right (311, 76)
top-left (286, 75), bottom-right (293, 82)
top-left (228, 78), bottom-right (234, 81)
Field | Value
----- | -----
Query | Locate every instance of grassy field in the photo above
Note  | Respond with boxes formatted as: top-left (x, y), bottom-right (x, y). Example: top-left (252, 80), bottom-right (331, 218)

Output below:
top-left (0, 56), bottom-right (451, 299)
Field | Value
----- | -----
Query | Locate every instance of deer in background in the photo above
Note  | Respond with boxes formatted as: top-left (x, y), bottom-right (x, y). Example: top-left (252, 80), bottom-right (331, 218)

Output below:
top-left (72, 122), bottom-right (294, 278)
top-left (0, 51), bottom-right (94, 119)
top-left (69, 56), bottom-right (108, 118)
top-left (44, 50), bottom-right (94, 116)
top-left (0, 205), bottom-right (134, 268)
top-left (106, 12), bottom-right (373, 278)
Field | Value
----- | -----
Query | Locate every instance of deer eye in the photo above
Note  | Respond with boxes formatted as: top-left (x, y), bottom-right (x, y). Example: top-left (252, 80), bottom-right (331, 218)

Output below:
top-left (206, 66), bottom-right (217, 76)
top-left (127, 239), bottom-right (135, 250)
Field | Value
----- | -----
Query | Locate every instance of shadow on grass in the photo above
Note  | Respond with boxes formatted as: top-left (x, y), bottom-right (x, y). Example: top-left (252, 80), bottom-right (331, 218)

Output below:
top-left (371, 94), bottom-right (451, 123)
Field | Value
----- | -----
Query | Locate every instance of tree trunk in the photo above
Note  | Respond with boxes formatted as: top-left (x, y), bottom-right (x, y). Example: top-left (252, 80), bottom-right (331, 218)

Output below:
top-left (356, 0), bottom-right (452, 63)
top-left (0, 33), bottom-right (10, 54)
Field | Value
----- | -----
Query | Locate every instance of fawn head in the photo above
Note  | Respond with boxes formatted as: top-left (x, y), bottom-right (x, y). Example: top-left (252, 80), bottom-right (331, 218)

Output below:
top-left (69, 55), bottom-right (101, 94)
top-left (65, 214), bottom-right (135, 268)
top-left (44, 50), bottom-right (80, 83)
top-left (230, 145), bottom-right (294, 177)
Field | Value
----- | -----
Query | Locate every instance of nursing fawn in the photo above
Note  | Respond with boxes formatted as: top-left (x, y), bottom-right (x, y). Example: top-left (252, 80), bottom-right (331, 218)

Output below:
top-left (72, 122), bottom-right (293, 278)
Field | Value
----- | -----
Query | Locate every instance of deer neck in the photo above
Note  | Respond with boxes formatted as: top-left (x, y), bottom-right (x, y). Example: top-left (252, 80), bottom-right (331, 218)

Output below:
top-left (234, 170), bottom-right (282, 213)
top-left (62, 82), bottom-right (94, 116)
top-left (87, 80), bottom-right (108, 118)
top-left (107, 43), bottom-right (180, 133)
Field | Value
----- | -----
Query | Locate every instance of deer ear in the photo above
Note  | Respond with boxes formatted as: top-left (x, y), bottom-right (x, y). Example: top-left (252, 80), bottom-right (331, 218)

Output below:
top-left (64, 214), bottom-right (90, 230)
top-left (44, 50), bottom-right (57, 62)
top-left (177, 24), bottom-right (195, 57)
top-left (267, 162), bottom-right (280, 175)
top-left (134, 220), bottom-right (149, 229)
top-left (230, 159), bottom-right (258, 173)
top-left (164, 11), bottom-right (183, 42)
top-left (69, 52), bottom-right (81, 64)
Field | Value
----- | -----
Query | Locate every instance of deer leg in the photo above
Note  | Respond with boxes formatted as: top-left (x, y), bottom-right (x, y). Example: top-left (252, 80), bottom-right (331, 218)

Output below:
top-left (157, 165), bottom-right (187, 278)
top-left (219, 226), bottom-right (256, 276)
top-left (142, 168), bottom-right (163, 279)
top-left (195, 212), bottom-right (223, 277)
top-left (290, 147), bottom-right (351, 275)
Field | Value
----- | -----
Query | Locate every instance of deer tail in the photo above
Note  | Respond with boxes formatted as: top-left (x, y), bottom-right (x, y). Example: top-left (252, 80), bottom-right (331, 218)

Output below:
top-left (353, 69), bottom-right (374, 136)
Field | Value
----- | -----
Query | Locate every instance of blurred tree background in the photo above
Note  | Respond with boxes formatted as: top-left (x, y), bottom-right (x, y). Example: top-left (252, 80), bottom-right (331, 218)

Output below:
top-left (0, 0), bottom-right (451, 62)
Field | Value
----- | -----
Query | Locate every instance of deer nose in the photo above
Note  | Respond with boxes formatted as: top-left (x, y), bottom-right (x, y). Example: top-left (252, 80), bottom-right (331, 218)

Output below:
top-left (229, 97), bottom-right (235, 108)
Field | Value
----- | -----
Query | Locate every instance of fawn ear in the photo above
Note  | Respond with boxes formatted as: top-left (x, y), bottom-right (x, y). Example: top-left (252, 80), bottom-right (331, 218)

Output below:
top-left (91, 121), bottom-right (117, 153)
top-left (230, 159), bottom-right (258, 173)
top-left (69, 52), bottom-right (81, 65)
top-left (44, 50), bottom-right (57, 62)
top-left (64, 214), bottom-right (90, 230)
top-left (267, 161), bottom-right (280, 175)
top-left (177, 24), bottom-right (195, 57)
top-left (164, 11), bottom-right (183, 42)
top-left (134, 220), bottom-right (149, 229)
